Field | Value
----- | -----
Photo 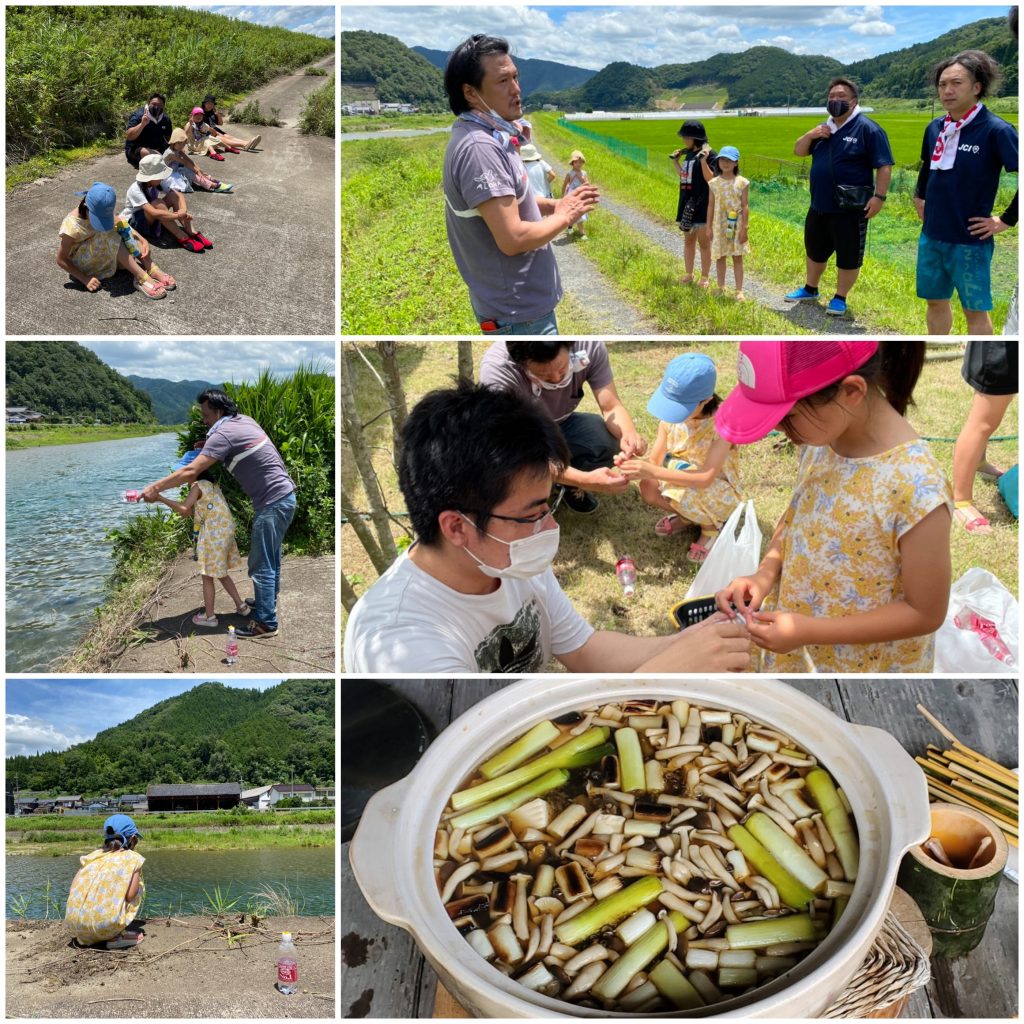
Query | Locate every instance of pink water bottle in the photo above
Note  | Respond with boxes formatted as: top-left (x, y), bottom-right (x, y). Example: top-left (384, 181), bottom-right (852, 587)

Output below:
top-left (277, 931), bottom-right (298, 995)
top-left (226, 625), bottom-right (238, 666)
top-left (615, 557), bottom-right (637, 597)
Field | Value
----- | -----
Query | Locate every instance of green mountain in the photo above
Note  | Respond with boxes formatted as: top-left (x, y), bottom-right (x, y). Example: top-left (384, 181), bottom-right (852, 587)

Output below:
top-left (412, 45), bottom-right (595, 97)
top-left (340, 30), bottom-right (447, 109)
top-left (5, 341), bottom-right (155, 423)
top-left (5, 680), bottom-right (335, 795)
top-left (126, 376), bottom-right (215, 425)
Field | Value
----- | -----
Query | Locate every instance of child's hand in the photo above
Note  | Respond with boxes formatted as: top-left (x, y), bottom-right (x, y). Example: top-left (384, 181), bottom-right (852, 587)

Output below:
top-left (616, 457), bottom-right (654, 481)
top-left (744, 610), bottom-right (813, 654)
top-left (716, 575), bottom-right (770, 618)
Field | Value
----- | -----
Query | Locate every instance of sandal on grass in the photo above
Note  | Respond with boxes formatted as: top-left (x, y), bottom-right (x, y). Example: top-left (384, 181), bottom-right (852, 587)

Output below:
top-left (686, 530), bottom-right (720, 564)
top-left (977, 462), bottom-right (1005, 482)
top-left (134, 275), bottom-right (166, 300)
top-left (698, 277), bottom-right (711, 289)
top-left (680, 273), bottom-right (694, 285)
top-left (954, 504), bottom-right (992, 535)
top-left (654, 514), bottom-right (688, 536)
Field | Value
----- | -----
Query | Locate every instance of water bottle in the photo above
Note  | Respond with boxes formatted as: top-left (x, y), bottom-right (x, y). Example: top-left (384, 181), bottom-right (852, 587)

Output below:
top-left (615, 557), bottom-right (637, 598)
top-left (226, 626), bottom-right (238, 666)
top-left (726, 208), bottom-right (739, 240)
top-left (277, 931), bottom-right (298, 995)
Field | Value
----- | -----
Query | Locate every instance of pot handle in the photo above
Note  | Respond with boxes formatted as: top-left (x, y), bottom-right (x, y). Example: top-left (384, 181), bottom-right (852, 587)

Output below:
top-left (848, 724), bottom-right (931, 850)
top-left (348, 777), bottom-right (412, 928)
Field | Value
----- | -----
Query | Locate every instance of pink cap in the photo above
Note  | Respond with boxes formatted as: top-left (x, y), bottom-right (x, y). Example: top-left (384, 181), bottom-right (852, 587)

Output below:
top-left (191, 107), bottom-right (204, 116)
top-left (715, 341), bottom-right (879, 444)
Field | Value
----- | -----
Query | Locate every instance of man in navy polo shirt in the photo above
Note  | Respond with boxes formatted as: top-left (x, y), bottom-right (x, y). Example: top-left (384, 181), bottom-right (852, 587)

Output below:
top-left (785, 78), bottom-right (894, 317)
top-left (124, 93), bottom-right (172, 169)
top-left (914, 49), bottom-right (1018, 335)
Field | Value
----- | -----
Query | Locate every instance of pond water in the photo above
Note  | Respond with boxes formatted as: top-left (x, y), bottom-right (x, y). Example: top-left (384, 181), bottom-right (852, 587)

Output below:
top-left (5, 432), bottom-right (180, 671)
top-left (6, 846), bottom-right (334, 919)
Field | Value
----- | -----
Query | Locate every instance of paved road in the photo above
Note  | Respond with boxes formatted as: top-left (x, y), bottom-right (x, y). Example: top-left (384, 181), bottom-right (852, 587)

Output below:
top-left (6, 55), bottom-right (335, 336)
top-left (107, 550), bottom-right (335, 674)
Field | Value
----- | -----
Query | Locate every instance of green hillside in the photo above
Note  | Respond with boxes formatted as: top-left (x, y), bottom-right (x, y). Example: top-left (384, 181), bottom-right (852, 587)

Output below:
top-left (6, 6), bottom-right (334, 162)
top-left (412, 45), bottom-right (595, 96)
top-left (126, 376), bottom-right (215, 425)
top-left (5, 680), bottom-right (335, 794)
top-left (340, 30), bottom-right (446, 109)
top-left (6, 341), bottom-right (155, 423)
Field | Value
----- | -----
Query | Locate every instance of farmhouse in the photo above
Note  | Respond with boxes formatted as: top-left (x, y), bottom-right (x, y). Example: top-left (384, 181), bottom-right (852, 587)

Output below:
top-left (6, 406), bottom-right (43, 423)
top-left (147, 783), bottom-right (241, 812)
top-left (241, 784), bottom-right (274, 810)
top-left (53, 795), bottom-right (83, 809)
top-left (269, 783), bottom-right (316, 806)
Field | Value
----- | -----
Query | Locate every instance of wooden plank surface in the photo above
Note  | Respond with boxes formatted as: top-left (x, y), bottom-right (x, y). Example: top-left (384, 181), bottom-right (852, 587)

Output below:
top-left (341, 678), bottom-right (1018, 1018)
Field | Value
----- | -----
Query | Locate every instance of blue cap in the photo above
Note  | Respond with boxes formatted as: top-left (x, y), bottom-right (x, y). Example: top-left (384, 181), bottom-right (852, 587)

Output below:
top-left (75, 182), bottom-right (117, 232)
top-left (718, 145), bottom-right (740, 162)
top-left (103, 814), bottom-right (142, 844)
top-left (174, 447), bottom-right (202, 469)
top-left (648, 353), bottom-right (717, 423)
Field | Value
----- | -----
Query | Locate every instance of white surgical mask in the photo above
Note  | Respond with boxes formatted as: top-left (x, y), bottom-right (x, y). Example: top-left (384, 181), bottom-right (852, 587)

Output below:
top-left (460, 515), bottom-right (560, 580)
top-left (527, 349), bottom-right (590, 397)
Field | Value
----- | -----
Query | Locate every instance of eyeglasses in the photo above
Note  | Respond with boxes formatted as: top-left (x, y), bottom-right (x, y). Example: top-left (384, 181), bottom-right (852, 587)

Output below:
top-left (463, 488), bottom-right (564, 533)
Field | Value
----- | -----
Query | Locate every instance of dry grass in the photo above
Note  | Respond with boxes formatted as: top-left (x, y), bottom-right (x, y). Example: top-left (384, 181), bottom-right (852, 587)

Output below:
top-left (342, 342), bottom-right (1018, 650)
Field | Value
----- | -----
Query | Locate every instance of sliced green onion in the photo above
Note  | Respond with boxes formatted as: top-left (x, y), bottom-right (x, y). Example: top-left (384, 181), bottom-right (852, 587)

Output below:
top-left (718, 966), bottom-right (758, 988)
top-left (727, 824), bottom-right (814, 910)
top-left (616, 908), bottom-right (657, 946)
top-left (648, 958), bottom-right (705, 1010)
top-left (450, 769), bottom-right (569, 830)
top-left (725, 913), bottom-right (817, 949)
top-left (746, 812), bottom-right (829, 894)
top-left (806, 768), bottom-right (859, 880)
top-left (555, 876), bottom-right (664, 947)
top-left (479, 720), bottom-right (560, 779)
top-left (590, 910), bottom-right (687, 1001)
top-left (451, 727), bottom-right (610, 810)
top-left (615, 727), bottom-right (645, 792)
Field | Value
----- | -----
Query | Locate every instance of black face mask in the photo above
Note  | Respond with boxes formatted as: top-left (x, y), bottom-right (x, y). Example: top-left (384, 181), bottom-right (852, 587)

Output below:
top-left (827, 99), bottom-right (850, 118)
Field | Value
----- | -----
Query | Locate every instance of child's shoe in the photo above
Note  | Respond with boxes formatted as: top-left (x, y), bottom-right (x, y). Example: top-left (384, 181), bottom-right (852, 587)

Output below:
top-left (214, 182), bottom-right (235, 193)
top-left (190, 232), bottom-right (213, 250)
top-left (225, 145), bottom-right (242, 154)
top-left (208, 151), bottom-right (225, 161)
top-left (192, 612), bottom-right (219, 627)
top-left (235, 602), bottom-right (252, 617)
top-left (178, 236), bottom-right (204, 252)
top-left (245, 135), bottom-right (262, 151)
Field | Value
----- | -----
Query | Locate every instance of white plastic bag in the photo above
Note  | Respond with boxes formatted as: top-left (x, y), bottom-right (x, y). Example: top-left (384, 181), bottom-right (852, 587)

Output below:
top-left (684, 500), bottom-right (763, 601)
top-left (934, 568), bottom-right (1019, 672)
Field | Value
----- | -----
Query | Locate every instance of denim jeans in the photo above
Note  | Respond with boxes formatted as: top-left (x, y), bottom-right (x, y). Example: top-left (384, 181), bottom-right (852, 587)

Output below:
top-left (558, 412), bottom-right (619, 472)
top-left (478, 310), bottom-right (559, 335)
top-left (248, 491), bottom-right (296, 629)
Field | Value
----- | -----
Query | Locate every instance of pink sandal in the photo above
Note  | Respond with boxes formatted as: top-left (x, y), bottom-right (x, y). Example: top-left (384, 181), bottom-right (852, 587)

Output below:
top-left (686, 530), bottom-right (720, 564)
top-left (654, 515), bottom-right (687, 536)
top-left (954, 505), bottom-right (992, 535)
top-left (134, 275), bottom-right (166, 300)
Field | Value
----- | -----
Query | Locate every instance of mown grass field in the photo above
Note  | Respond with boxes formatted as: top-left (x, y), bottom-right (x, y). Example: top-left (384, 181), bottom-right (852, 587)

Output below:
top-left (5, 423), bottom-right (179, 450)
top-left (341, 342), bottom-right (1019, 656)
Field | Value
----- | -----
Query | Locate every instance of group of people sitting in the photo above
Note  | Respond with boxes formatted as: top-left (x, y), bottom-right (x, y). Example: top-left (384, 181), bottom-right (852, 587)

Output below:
top-left (57, 92), bottom-right (263, 300)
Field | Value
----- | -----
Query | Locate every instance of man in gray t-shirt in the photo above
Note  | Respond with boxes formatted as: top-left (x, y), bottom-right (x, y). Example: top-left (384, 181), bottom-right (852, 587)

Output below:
top-left (142, 388), bottom-right (297, 639)
top-left (442, 34), bottom-right (599, 334)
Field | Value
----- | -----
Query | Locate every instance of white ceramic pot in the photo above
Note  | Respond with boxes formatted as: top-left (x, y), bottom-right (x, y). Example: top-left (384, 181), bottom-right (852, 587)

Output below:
top-left (350, 677), bottom-right (929, 1018)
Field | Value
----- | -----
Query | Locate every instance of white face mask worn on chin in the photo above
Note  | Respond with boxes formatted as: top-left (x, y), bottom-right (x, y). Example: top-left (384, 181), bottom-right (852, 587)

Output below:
top-left (527, 350), bottom-right (590, 397)
top-left (459, 515), bottom-right (561, 580)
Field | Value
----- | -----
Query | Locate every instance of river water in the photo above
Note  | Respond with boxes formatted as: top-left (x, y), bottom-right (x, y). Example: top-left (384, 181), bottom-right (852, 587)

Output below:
top-left (6, 846), bottom-right (335, 919)
top-left (5, 432), bottom-right (180, 671)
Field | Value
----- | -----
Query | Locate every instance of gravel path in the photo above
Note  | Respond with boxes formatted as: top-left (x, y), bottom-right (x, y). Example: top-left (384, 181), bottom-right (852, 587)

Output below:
top-left (544, 153), bottom-right (878, 335)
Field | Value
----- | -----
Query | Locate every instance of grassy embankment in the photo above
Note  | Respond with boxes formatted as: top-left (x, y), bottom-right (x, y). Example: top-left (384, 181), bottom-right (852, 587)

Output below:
top-left (341, 135), bottom-right (597, 334)
top-left (6, 6), bottom-right (334, 190)
top-left (342, 342), bottom-right (1019, 648)
top-left (341, 112), bottom-right (452, 132)
top-left (7, 809), bottom-right (334, 856)
top-left (59, 365), bottom-right (335, 670)
top-left (537, 109), bottom-right (1018, 332)
top-left (299, 75), bottom-right (336, 136)
top-left (6, 423), bottom-right (180, 450)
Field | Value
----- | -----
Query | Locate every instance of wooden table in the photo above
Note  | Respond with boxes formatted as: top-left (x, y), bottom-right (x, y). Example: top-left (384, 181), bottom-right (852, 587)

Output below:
top-left (340, 679), bottom-right (1018, 1019)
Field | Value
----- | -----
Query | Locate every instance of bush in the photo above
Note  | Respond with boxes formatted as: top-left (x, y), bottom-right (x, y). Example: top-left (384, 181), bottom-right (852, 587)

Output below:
top-left (299, 75), bottom-right (334, 137)
top-left (229, 100), bottom-right (283, 127)
top-left (106, 509), bottom-right (189, 590)
top-left (304, 66), bottom-right (328, 76)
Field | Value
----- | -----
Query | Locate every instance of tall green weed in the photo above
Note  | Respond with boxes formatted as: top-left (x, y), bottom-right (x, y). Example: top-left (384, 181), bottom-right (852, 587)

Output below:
top-left (299, 75), bottom-right (335, 137)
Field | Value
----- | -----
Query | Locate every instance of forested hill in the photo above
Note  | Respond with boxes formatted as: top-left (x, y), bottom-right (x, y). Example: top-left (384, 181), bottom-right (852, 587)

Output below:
top-left (6, 680), bottom-right (335, 794)
top-left (127, 376), bottom-right (215, 424)
top-left (340, 30), bottom-right (447, 109)
top-left (413, 45), bottom-right (595, 96)
top-left (6, 341), bottom-right (155, 423)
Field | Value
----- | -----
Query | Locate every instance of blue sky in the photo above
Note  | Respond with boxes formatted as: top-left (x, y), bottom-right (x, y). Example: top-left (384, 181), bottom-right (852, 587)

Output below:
top-left (195, 4), bottom-right (335, 38)
top-left (5, 680), bottom-right (283, 756)
top-left (78, 341), bottom-right (335, 382)
top-left (340, 5), bottom-right (1009, 69)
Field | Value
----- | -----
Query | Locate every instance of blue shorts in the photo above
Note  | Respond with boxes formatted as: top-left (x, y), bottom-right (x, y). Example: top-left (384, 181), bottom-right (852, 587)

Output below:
top-left (916, 234), bottom-right (993, 312)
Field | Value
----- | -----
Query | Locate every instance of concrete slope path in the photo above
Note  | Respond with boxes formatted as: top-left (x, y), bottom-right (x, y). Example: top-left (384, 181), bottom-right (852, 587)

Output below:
top-left (544, 152), bottom-right (878, 336)
top-left (6, 55), bottom-right (335, 336)
top-left (108, 550), bottom-right (335, 673)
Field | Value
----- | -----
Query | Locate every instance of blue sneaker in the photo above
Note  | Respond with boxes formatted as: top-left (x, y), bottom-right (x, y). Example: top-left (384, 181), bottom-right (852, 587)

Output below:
top-left (826, 296), bottom-right (848, 316)
top-left (784, 286), bottom-right (820, 302)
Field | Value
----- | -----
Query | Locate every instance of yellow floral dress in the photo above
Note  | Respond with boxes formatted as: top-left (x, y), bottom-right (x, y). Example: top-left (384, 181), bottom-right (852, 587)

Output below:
top-left (660, 416), bottom-right (743, 529)
top-left (761, 439), bottom-right (952, 674)
top-left (58, 213), bottom-right (122, 279)
top-left (708, 175), bottom-right (750, 260)
top-left (65, 848), bottom-right (145, 945)
top-left (194, 480), bottom-right (241, 577)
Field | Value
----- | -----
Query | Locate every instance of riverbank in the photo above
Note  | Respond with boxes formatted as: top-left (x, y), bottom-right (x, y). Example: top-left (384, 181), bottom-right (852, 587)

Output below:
top-left (6, 915), bottom-right (335, 1017)
top-left (6, 423), bottom-right (182, 450)
top-left (7, 811), bottom-right (335, 855)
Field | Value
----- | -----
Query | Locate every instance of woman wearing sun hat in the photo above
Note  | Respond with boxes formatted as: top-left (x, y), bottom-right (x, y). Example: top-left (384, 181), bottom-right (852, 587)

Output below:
top-left (121, 153), bottom-right (213, 253)
top-left (66, 815), bottom-right (146, 949)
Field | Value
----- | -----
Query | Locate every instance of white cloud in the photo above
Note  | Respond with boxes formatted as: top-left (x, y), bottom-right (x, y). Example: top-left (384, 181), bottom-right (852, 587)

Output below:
top-left (6, 714), bottom-right (88, 756)
top-left (851, 19), bottom-right (896, 37)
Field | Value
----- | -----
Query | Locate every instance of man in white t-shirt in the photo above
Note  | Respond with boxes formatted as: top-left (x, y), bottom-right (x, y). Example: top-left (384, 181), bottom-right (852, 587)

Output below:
top-left (343, 383), bottom-right (750, 674)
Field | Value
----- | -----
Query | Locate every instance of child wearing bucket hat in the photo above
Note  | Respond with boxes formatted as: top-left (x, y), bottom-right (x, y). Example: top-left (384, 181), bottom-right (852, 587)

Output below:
top-left (66, 815), bottom-right (146, 949)
top-left (617, 351), bottom-right (743, 563)
top-left (713, 341), bottom-right (952, 674)
top-left (122, 153), bottom-right (213, 252)
top-left (163, 127), bottom-right (234, 194)
top-left (704, 144), bottom-right (750, 299)
top-left (562, 151), bottom-right (590, 240)
top-left (185, 106), bottom-right (229, 159)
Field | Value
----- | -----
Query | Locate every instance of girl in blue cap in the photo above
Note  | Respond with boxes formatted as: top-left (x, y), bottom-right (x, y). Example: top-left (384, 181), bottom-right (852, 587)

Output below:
top-left (703, 145), bottom-right (750, 300)
top-left (618, 352), bottom-right (742, 563)
top-left (66, 815), bottom-right (145, 948)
